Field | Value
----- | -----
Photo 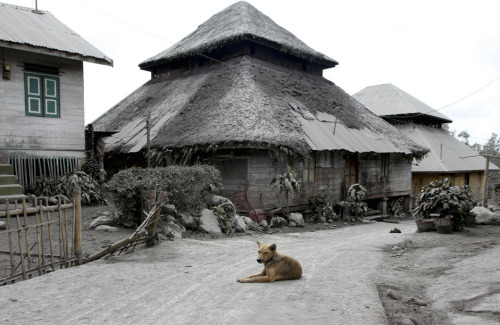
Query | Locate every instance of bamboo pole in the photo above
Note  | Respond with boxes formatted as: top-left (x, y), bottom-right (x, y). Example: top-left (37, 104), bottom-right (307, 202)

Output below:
top-left (73, 187), bottom-right (82, 265)
top-left (84, 229), bottom-right (148, 264)
top-left (34, 201), bottom-right (43, 276)
top-left (146, 190), bottom-right (162, 247)
top-left (45, 198), bottom-right (56, 272)
top-left (22, 198), bottom-right (33, 278)
top-left (14, 201), bottom-right (26, 280)
top-left (58, 196), bottom-right (64, 269)
top-left (6, 200), bottom-right (15, 277)
top-left (63, 196), bottom-right (69, 263)
top-left (39, 200), bottom-right (46, 271)
top-left (0, 203), bottom-right (73, 217)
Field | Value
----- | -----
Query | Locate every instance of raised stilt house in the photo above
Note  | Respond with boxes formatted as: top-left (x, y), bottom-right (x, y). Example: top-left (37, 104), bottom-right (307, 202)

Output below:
top-left (0, 3), bottom-right (112, 194)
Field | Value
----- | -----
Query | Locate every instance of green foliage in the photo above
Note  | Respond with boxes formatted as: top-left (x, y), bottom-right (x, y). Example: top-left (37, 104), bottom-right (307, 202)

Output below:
top-left (341, 183), bottom-right (368, 221)
top-left (81, 154), bottom-right (101, 180)
top-left (56, 171), bottom-right (104, 205)
top-left (32, 177), bottom-right (57, 197)
top-left (213, 204), bottom-right (234, 235)
top-left (413, 178), bottom-right (474, 219)
top-left (269, 215), bottom-right (287, 228)
top-left (107, 165), bottom-right (222, 222)
top-left (270, 165), bottom-right (301, 194)
top-left (270, 165), bottom-right (301, 216)
top-left (310, 188), bottom-right (339, 221)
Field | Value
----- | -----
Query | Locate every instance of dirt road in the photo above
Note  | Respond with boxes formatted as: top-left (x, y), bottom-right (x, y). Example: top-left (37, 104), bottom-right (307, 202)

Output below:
top-left (2, 220), bottom-right (499, 325)
top-left (1, 221), bottom-right (415, 325)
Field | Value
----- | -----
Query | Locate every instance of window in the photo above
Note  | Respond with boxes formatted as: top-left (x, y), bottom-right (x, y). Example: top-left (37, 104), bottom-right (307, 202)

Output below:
top-left (303, 155), bottom-right (315, 183)
top-left (24, 73), bottom-right (60, 118)
top-left (381, 154), bottom-right (389, 177)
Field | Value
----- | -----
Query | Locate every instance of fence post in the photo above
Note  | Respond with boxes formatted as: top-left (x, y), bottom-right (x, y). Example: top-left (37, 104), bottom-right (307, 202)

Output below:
top-left (73, 187), bottom-right (82, 265)
top-left (146, 190), bottom-right (159, 247)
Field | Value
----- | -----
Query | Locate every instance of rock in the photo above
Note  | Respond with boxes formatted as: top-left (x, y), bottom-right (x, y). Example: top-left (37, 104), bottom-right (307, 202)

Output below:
top-left (89, 215), bottom-right (114, 230)
top-left (0, 221), bottom-right (6, 230)
top-left (387, 289), bottom-right (403, 300)
top-left (391, 245), bottom-right (403, 251)
top-left (232, 215), bottom-right (247, 233)
top-left (243, 217), bottom-right (254, 225)
top-left (259, 220), bottom-right (268, 228)
top-left (472, 206), bottom-right (500, 225)
top-left (92, 211), bottom-right (114, 219)
top-left (198, 209), bottom-right (222, 234)
top-left (178, 213), bottom-right (197, 231)
top-left (407, 296), bottom-right (427, 306)
top-left (162, 204), bottom-right (177, 216)
top-left (318, 216), bottom-right (327, 223)
top-left (165, 214), bottom-right (176, 223)
top-left (48, 196), bottom-right (59, 205)
top-left (289, 213), bottom-right (305, 227)
top-left (211, 195), bottom-right (231, 205)
top-left (390, 228), bottom-right (401, 233)
top-left (289, 221), bottom-right (297, 227)
top-left (122, 220), bottom-right (136, 228)
top-left (327, 219), bottom-right (334, 223)
top-left (399, 318), bottom-right (416, 325)
top-left (95, 225), bottom-right (119, 232)
top-left (164, 221), bottom-right (186, 239)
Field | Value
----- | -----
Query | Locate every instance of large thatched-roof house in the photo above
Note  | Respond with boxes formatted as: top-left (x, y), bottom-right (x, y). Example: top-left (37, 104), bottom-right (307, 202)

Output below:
top-left (92, 2), bottom-right (427, 214)
top-left (353, 83), bottom-right (499, 200)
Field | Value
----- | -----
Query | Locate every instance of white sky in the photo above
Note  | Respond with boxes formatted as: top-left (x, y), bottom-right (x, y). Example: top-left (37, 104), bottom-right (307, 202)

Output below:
top-left (5, 0), bottom-right (500, 145)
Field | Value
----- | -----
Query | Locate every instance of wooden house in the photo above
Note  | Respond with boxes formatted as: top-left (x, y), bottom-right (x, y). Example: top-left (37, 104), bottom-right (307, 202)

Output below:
top-left (92, 2), bottom-right (427, 214)
top-left (0, 3), bottom-right (112, 190)
top-left (353, 83), bottom-right (499, 200)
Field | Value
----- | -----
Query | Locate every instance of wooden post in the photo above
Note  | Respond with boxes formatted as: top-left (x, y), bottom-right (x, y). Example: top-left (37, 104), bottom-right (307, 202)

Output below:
top-left (15, 201), bottom-right (27, 280)
top-left (482, 156), bottom-right (490, 207)
top-left (73, 187), bottom-right (82, 265)
top-left (146, 115), bottom-right (151, 168)
top-left (146, 190), bottom-right (161, 247)
top-left (5, 200), bottom-right (15, 277)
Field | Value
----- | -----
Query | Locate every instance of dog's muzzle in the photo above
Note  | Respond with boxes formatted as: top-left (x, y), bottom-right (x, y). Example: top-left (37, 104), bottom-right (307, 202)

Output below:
top-left (257, 258), bottom-right (264, 263)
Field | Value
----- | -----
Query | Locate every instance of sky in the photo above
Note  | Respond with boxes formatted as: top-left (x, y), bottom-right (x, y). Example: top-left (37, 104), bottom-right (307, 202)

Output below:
top-left (4, 0), bottom-right (500, 145)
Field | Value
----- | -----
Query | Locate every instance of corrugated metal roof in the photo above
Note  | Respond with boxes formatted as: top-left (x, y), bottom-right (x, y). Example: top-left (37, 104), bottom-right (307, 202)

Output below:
top-left (397, 124), bottom-right (499, 172)
top-left (353, 84), bottom-right (452, 123)
top-left (0, 3), bottom-right (112, 66)
top-left (291, 109), bottom-right (413, 154)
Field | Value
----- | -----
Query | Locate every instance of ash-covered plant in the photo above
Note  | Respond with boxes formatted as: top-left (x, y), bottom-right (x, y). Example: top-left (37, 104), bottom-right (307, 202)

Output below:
top-left (107, 165), bottom-right (222, 223)
top-left (310, 187), bottom-right (339, 222)
top-left (340, 183), bottom-right (368, 221)
top-left (270, 165), bottom-right (301, 217)
top-left (56, 171), bottom-right (104, 205)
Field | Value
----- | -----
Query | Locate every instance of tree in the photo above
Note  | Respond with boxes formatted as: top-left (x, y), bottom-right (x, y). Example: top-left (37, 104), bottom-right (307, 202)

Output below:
top-left (456, 129), bottom-right (482, 152)
top-left (270, 165), bottom-right (301, 217)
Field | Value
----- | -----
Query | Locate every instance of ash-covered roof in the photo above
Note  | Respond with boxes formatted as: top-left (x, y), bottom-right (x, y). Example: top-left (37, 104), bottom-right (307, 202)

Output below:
top-left (353, 83), bottom-right (452, 123)
top-left (0, 2), bottom-right (112, 66)
top-left (93, 56), bottom-right (427, 157)
top-left (139, 1), bottom-right (337, 70)
top-left (396, 124), bottom-right (498, 172)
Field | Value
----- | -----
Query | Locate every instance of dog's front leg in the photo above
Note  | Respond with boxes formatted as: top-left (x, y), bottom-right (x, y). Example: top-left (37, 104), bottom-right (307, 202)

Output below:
top-left (237, 269), bottom-right (266, 282)
top-left (238, 275), bottom-right (273, 283)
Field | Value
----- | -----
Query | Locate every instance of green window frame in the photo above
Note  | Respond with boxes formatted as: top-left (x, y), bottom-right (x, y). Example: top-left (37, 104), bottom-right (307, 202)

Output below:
top-left (303, 155), bottom-right (316, 183)
top-left (24, 73), bottom-right (60, 118)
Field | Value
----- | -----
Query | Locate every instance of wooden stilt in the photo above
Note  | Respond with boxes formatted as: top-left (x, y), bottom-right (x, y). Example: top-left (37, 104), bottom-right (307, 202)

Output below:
top-left (6, 200), bottom-right (15, 277)
top-left (73, 187), bottom-right (82, 265)
top-left (45, 198), bottom-right (56, 272)
top-left (34, 201), bottom-right (43, 276)
top-left (14, 201), bottom-right (26, 280)
top-left (22, 199), bottom-right (33, 278)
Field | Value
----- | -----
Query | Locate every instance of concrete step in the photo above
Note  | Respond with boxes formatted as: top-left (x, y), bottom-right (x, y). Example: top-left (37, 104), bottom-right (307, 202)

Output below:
top-left (0, 164), bottom-right (14, 175)
top-left (0, 184), bottom-right (24, 196)
top-left (0, 157), bottom-right (7, 164)
top-left (0, 175), bottom-right (18, 185)
top-left (0, 194), bottom-right (29, 212)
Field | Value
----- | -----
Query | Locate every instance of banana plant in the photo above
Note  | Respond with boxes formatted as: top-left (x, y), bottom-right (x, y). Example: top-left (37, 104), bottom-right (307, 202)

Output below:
top-left (270, 165), bottom-right (301, 217)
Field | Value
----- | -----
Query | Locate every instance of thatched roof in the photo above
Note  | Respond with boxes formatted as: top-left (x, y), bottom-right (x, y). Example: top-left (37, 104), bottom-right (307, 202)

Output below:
top-left (139, 1), bottom-right (337, 70)
top-left (93, 55), bottom-right (427, 158)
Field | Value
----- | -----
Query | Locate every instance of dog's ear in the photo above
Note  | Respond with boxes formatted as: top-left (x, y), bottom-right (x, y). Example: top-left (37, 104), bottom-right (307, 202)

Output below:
top-left (270, 244), bottom-right (276, 252)
top-left (257, 241), bottom-right (261, 247)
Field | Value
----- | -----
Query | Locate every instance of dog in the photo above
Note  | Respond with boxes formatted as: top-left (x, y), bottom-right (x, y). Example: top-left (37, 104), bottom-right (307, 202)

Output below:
top-left (237, 242), bottom-right (302, 283)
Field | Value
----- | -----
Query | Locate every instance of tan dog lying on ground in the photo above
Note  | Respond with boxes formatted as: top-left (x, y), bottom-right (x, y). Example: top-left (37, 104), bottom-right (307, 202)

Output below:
top-left (237, 242), bottom-right (302, 283)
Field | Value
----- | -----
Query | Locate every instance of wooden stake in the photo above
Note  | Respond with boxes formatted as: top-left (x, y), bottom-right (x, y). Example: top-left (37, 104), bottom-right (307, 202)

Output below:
top-left (6, 200), bottom-right (15, 277)
top-left (14, 201), bottom-right (26, 280)
top-left (39, 200), bottom-right (46, 270)
top-left (73, 187), bottom-right (82, 265)
top-left (45, 198), bottom-right (55, 272)
top-left (22, 198), bottom-right (33, 277)
top-left (34, 201), bottom-right (43, 276)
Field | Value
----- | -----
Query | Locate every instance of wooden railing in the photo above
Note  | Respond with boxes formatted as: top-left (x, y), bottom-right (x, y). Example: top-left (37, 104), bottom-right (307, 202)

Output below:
top-left (0, 188), bottom-right (82, 285)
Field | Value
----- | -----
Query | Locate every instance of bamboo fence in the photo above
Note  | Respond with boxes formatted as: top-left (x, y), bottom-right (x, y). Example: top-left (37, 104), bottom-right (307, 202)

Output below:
top-left (8, 156), bottom-right (78, 190)
top-left (0, 188), bottom-right (82, 285)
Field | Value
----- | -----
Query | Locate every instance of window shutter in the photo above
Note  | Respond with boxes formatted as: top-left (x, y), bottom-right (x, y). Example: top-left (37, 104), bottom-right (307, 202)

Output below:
top-left (25, 73), bottom-right (43, 116)
top-left (44, 76), bottom-right (60, 118)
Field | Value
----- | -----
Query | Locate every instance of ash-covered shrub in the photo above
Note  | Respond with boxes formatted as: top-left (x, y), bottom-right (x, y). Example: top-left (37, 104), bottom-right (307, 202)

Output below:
top-left (107, 165), bottom-right (222, 222)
